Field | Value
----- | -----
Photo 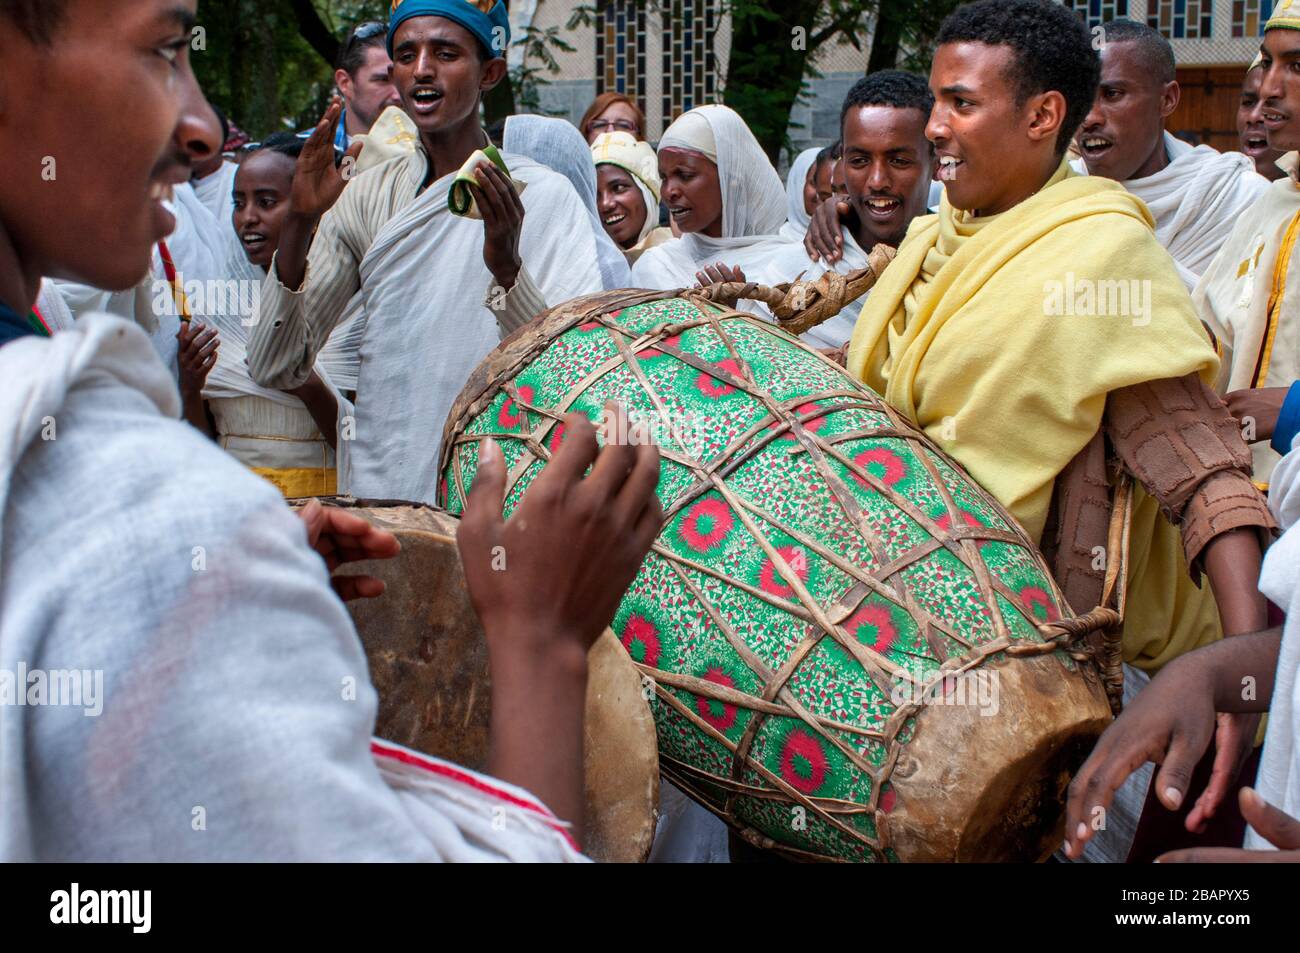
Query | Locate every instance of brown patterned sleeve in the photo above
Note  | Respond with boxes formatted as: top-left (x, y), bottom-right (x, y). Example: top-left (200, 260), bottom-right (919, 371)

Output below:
top-left (1104, 374), bottom-right (1276, 580)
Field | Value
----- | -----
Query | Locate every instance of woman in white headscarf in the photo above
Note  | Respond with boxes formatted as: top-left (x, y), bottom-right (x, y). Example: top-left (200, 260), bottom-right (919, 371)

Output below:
top-left (591, 131), bottom-right (673, 264)
top-left (630, 104), bottom-right (788, 307)
top-left (503, 114), bottom-right (633, 290)
top-left (778, 146), bottom-right (825, 242)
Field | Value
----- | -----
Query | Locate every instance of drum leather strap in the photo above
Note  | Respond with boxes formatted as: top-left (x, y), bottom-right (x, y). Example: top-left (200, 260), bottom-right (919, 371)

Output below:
top-left (693, 244), bottom-right (897, 335)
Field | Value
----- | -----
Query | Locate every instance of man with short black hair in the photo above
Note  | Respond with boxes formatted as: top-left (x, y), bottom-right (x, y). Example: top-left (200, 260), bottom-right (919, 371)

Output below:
top-left (1075, 18), bottom-right (1267, 289)
top-left (846, 0), bottom-right (1273, 862)
top-left (760, 69), bottom-right (936, 348)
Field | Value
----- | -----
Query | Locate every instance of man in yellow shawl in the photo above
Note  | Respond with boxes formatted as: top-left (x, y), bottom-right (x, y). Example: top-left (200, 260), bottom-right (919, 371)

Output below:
top-left (847, 0), bottom-right (1275, 857)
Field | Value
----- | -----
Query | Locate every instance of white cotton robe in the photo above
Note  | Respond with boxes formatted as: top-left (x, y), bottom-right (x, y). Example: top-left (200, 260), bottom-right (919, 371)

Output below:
top-left (1076, 133), bottom-right (1269, 290)
top-left (0, 314), bottom-right (585, 862)
top-left (1245, 434), bottom-right (1300, 849)
top-left (344, 153), bottom-right (604, 502)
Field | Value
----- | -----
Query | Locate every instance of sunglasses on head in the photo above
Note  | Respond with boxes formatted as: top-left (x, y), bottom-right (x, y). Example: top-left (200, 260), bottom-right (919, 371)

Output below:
top-left (342, 20), bottom-right (388, 56)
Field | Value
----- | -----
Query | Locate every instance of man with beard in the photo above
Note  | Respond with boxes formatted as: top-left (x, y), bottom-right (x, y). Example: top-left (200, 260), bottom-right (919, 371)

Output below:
top-left (756, 70), bottom-right (936, 349)
top-left (1074, 18), bottom-right (1267, 290)
top-left (1196, 12), bottom-right (1300, 491)
top-left (299, 20), bottom-right (403, 152)
top-left (0, 0), bottom-right (660, 862)
top-left (247, 0), bottom-right (605, 504)
top-left (845, 0), bottom-right (1274, 862)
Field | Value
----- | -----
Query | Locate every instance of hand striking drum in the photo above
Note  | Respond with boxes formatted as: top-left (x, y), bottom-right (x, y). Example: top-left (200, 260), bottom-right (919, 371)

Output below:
top-left (436, 256), bottom-right (1120, 863)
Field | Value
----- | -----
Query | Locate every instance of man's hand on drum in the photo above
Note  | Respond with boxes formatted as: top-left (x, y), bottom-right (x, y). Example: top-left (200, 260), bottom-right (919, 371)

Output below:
top-left (457, 400), bottom-right (661, 839)
top-left (1155, 788), bottom-right (1300, 862)
top-left (1063, 629), bottom-right (1281, 860)
top-left (695, 262), bottom-right (745, 287)
top-left (296, 498), bottom-right (401, 602)
top-left (459, 400), bottom-right (661, 655)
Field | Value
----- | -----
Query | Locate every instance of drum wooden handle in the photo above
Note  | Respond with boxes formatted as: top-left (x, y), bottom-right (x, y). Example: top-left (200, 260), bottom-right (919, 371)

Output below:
top-left (692, 243), bottom-right (897, 334)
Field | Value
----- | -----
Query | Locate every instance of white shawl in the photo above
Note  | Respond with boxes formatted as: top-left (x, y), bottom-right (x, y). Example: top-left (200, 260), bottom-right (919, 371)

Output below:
top-left (1078, 133), bottom-right (1269, 289)
top-left (0, 315), bottom-right (583, 862)
top-left (503, 114), bottom-right (632, 290)
top-left (632, 106), bottom-right (787, 308)
top-left (777, 147), bottom-right (821, 243)
top-left (347, 153), bottom-right (603, 502)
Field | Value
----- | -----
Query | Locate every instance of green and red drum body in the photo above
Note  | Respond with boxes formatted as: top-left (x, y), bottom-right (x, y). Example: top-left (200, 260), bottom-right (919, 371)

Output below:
top-left (439, 289), bottom-right (1112, 862)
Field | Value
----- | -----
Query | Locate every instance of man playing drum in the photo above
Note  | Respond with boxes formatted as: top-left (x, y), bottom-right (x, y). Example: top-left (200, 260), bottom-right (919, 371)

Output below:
top-left (843, 0), bottom-right (1275, 860)
top-left (0, 0), bottom-right (660, 861)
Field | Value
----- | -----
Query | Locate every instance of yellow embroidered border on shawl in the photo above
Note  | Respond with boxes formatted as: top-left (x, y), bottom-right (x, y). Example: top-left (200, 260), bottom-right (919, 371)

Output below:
top-left (1252, 208), bottom-right (1300, 386)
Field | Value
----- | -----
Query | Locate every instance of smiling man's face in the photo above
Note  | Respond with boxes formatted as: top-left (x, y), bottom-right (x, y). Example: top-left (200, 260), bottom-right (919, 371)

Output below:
top-left (1257, 28), bottom-right (1300, 154)
top-left (842, 104), bottom-right (934, 247)
top-left (0, 0), bottom-right (222, 301)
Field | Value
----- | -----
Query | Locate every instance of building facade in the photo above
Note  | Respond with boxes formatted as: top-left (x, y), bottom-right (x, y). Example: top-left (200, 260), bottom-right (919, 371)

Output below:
top-left (516, 0), bottom-right (1267, 164)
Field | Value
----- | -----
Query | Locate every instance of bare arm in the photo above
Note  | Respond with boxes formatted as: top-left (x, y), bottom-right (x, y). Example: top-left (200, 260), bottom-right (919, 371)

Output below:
top-left (457, 404), bottom-right (661, 842)
top-left (286, 370), bottom-right (340, 450)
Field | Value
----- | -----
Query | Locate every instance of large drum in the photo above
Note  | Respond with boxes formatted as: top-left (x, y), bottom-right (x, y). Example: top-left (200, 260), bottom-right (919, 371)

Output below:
top-left (301, 500), bottom-right (660, 863)
top-left (438, 288), bottom-right (1114, 862)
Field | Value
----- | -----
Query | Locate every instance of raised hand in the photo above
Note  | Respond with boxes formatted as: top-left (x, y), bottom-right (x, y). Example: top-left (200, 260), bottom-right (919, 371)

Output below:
top-left (289, 99), bottom-right (365, 220)
top-left (458, 402), bottom-right (661, 657)
top-left (456, 402), bottom-right (662, 840)
top-left (472, 160), bottom-right (525, 292)
top-left (178, 320), bottom-right (219, 399)
top-left (695, 262), bottom-right (746, 286)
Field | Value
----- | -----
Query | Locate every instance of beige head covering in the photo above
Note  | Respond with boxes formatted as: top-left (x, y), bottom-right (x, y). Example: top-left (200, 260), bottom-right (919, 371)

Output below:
top-left (590, 131), bottom-right (661, 201)
top-left (591, 132), bottom-right (661, 245)
top-left (352, 105), bottom-right (420, 173)
top-left (658, 109), bottom-right (718, 163)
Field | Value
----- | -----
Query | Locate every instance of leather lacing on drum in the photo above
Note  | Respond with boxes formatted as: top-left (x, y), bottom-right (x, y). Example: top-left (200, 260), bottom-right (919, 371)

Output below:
top-left (440, 271), bottom-right (1127, 863)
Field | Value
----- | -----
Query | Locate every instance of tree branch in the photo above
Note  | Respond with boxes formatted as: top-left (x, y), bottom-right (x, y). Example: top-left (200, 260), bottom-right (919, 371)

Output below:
top-left (289, 0), bottom-right (340, 68)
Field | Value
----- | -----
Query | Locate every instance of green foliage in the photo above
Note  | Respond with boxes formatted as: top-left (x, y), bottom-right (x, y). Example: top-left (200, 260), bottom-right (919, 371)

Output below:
top-left (193, 0), bottom-right (389, 139)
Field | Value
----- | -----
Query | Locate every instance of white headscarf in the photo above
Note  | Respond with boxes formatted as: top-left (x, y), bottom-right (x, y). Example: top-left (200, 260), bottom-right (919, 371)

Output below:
top-left (656, 104), bottom-right (786, 238)
top-left (631, 105), bottom-right (787, 303)
top-left (591, 131), bottom-right (662, 244)
top-left (779, 147), bottom-right (821, 242)
top-left (503, 114), bottom-right (633, 290)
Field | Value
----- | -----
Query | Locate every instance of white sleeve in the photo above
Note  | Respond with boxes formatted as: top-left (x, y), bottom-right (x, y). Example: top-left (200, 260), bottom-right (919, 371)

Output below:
top-left (2, 378), bottom-right (581, 862)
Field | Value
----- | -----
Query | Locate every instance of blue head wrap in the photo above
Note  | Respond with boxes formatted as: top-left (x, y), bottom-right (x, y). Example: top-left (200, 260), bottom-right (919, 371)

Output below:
top-left (387, 0), bottom-right (511, 59)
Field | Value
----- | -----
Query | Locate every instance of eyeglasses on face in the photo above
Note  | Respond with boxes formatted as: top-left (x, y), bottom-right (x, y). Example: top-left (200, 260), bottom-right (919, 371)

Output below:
top-left (589, 119), bottom-right (638, 134)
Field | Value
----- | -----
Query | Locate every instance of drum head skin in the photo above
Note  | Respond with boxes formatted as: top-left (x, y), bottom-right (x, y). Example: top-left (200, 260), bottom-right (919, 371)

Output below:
top-left (293, 499), bottom-right (659, 863)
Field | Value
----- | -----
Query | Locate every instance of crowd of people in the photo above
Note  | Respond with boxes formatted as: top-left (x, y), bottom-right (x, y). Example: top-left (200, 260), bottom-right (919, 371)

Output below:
top-left (1, 0), bottom-right (1298, 862)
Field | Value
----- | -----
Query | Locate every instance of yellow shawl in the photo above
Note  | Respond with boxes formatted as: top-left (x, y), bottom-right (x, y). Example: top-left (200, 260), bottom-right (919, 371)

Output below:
top-left (847, 160), bottom-right (1222, 671)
